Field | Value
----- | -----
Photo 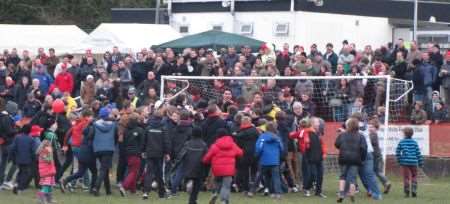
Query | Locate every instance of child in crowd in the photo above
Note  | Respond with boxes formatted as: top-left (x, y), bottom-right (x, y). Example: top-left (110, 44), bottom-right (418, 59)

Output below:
top-left (368, 120), bottom-right (391, 194)
top-left (255, 121), bottom-right (284, 199)
top-left (203, 128), bottom-right (243, 204)
top-left (9, 124), bottom-right (38, 194)
top-left (36, 125), bottom-right (57, 204)
top-left (396, 127), bottom-right (423, 198)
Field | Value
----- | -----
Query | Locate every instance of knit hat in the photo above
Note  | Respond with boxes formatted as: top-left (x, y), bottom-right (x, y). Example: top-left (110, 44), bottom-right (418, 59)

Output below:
top-left (98, 107), bottom-right (111, 119)
top-left (30, 125), bottom-right (44, 137)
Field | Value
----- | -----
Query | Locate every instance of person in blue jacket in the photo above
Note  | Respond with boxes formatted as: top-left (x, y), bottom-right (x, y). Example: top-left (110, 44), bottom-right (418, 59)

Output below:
top-left (255, 121), bottom-right (284, 200)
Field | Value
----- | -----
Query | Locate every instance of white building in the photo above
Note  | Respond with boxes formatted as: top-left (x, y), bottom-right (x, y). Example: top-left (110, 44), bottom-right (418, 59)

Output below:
top-left (165, 0), bottom-right (450, 51)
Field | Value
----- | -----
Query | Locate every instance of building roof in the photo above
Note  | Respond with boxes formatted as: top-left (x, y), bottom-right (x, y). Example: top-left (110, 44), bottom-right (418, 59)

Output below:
top-left (171, 0), bottom-right (450, 23)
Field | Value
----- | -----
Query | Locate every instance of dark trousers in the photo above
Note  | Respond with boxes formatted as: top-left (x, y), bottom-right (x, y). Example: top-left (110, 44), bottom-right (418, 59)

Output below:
top-left (26, 160), bottom-right (40, 188)
top-left (65, 161), bottom-right (97, 191)
top-left (17, 164), bottom-right (31, 190)
top-left (143, 157), bottom-right (165, 197)
top-left (402, 166), bottom-right (418, 194)
top-left (188, 178), bottom-right (202, 204)
top-left (236, 160), bottom-right (257, 192)
top-left (116, 144), bottom-right (127, 183)
top-left (0, 144), bottom-right (10, 184)
top-left (95, 152), bottom-right (113, 194)
top-left (304, 162), bottom-right (324, 194)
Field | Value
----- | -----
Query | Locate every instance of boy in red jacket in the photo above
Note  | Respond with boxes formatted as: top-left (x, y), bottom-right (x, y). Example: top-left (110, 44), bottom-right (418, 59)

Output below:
top-left (289, 118), bottom-right (327, 198)
top-left (203, 128), bottom-right (243, 204)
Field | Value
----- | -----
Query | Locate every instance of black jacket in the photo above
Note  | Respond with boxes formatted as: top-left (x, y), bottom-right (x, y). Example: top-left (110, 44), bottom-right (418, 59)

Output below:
top-left (202, 115), bottom-right (227, 147)
top-left (131, 62), bottom-right (152, 87)
top-left (143, 116), bottom-right (170, 158)
top-left (175, 138), bottom-right (207, 179)
top-left (124, 120), bottom-right (145, 156)
top-left (335, 132), bottom-right (367, 166)
top-left (234, 125), bottom-right (259, 162)
top-left (170, 120), bottom-right (192, 158)
top-left (0, 111), bottom-right (16, 145)
top-left (79, 122), bottom-right (95, 163)
top-left (305, 131), bottom-right (323, 164)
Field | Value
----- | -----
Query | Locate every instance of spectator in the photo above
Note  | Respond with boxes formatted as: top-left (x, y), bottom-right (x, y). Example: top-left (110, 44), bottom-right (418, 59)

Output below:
top-left (431, 101), bottom-right (447, 124)
top-left (410, 101), bottom-right (427, 125)
top-left (276, 43), bottom-right (291, 73)
top-left (45, 48), bottom-right (59, 77)
top-left (338, 45), bottom-right (354, 74)
top-left (324, 43), bottom-right (338, 74)
top-left (392, 51), bottom-right (408, 80)
top-left (439, 51), bottom-right (450, 109)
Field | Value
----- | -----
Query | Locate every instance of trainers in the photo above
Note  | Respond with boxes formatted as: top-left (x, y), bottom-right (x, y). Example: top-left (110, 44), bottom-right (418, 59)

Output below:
top-left (384, 183), bottom-right (392, 194)
top-left (292, 186), bottom-right (299, 193)
top-left (412, 192), bottom-right (417, 198)
top-left (119, 186), bottom-right (126, 197)
top-left (336, 197), bottom-right (344, 203)
top-left (12, 186), bottom-right (18, 195)
top-left (209, 194), bottom-right (218, 204)
top-left (246, 192), bottom-right (254, 197)
top-left (186, 180), bottom-right (193, 193)
top-left (263, 188), bottom-right (269, 196)
top-left (2, 181), bottom-right (13, 190)
top-left (315, 193), bottom-right (327, 198)
top-left (142, 193), bottom-right (149, 200)
top-left (304, 190), bottom-right (311, 197)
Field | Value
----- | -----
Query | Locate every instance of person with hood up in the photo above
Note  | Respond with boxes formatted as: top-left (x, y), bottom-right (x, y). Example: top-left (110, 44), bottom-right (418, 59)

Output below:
top-left (91, 107), bottom-right (117, 196)
top-left (255, 121), bottom-right (284, 200)
top-left (234, 116), bottom-right (259, 197)
top-left (203, 128), bottom-right (243, 204)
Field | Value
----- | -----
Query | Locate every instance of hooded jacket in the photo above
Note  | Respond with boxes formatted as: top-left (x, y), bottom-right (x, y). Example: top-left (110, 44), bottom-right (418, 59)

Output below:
top-left (335, 132), bottom-right (367, 165)
top-left (255, 132), bottom-right (284, 166)
top-left (92, 119), bottom-right (117, 153)
top-left (202, 114), bottom-right (227, 146)
top-left (64, 116), bottom-right (90, 148)
top-left (176, 138), bottom-right (207, 179)
top-left (203, 136), bottom-right (243, 177)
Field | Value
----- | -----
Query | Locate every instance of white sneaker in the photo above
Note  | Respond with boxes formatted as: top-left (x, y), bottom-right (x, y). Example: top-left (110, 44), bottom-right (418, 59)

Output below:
top-left (292, 186), bottom-right (299, 193)
top-left (142, 193), bottom-right (149, 200)
top-left (264, 188), bottom-right (269, 196)
top-left (186, 180), bottom-right (193, 193)
top-left (305, 190), bottom-right (311, 197)
top-left (2, 182), bottom-right (13, 190)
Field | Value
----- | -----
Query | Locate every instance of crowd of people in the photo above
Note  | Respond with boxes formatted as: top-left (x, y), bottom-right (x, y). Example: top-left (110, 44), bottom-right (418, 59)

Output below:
top-left (0, 39), bottom-right (438, 203)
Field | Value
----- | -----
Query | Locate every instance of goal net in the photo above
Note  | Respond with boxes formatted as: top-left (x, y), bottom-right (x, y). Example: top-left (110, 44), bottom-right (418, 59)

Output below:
top-left (160, 75), bottom-right (413, 174)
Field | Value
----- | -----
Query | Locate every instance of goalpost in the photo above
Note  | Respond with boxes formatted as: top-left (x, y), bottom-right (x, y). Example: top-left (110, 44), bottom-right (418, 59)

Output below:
top-left (160, 75), bottom-right (414, 173)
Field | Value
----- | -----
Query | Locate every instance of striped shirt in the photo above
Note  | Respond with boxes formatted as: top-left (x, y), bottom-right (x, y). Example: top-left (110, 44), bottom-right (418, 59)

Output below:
top-left (395, 138), bottom-right (423, 167)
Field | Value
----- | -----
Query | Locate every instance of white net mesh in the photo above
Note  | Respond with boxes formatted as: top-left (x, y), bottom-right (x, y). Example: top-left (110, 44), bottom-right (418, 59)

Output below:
top-left (161, 76), bottom-right (413, 174)
top-left (162, 76), bottom-right (412, 123)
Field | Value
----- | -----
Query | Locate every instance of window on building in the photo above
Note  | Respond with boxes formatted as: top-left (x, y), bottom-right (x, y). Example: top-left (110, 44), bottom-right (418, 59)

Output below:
top-left (274, 23), bottom-right (289, 36)
top-left (179, 26), bottom-right (189, 33)
top-left (212, 25), bottom-right (223, 31)
top-left (239, 23), bottom-right (253, 35)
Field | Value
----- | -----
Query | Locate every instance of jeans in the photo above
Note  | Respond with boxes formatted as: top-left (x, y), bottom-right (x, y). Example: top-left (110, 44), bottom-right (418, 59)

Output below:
top-left (188, 177), bottom-right (202, 204)
top-left (171, 162), bottom-right (185, 194)
top-left (17, 164), bottom-right (31, 190)
top-left (214, 176), bottom-right (232, 204)
top-left (261, 165), bottom-right (282, 194)
top-left (339, 165), bottom-right (358, 185)
top-left (143, 157), bottom-right (165, 197)
top-left (373, 156), bottom-right (389, 186)
top-left (64, 161), bottom-right (97, 191)
top-left (359, 153), bottom-right (382, 199)
top-left (402, 166), bottom-right (418, 194)
top-left (304, 162), bottom-right (324, 194)
top-left (122, 155), bottom-right (141, 192)
top-left (95, 152), bottom-right (113, 194)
